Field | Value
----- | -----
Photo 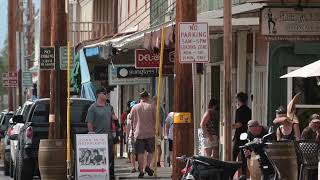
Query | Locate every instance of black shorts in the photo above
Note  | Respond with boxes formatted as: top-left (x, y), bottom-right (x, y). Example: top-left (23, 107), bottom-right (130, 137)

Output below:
top-left (169, 139), bottom-right (173, 151)
top-left (135, 138), bottom-right (155, 154)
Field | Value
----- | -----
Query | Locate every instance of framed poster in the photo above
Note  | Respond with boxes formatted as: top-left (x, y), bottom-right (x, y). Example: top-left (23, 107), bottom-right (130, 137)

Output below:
top-left (76, 134), bottom-right (109, 180)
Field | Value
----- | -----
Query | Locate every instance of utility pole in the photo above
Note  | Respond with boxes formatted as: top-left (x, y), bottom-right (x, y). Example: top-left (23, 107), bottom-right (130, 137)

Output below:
top-left (17, 0), bottom-right (23, 107)
top-left (172, 1), bottom-right (196, 180)
top-left (223, 0), bottom-right (232, 161)
top-left (49, 0), bottom-right (67, 139)
top-left (39, 0), bottom-right (51, 98)
top-left (8, 0), bottom-right (17, 111)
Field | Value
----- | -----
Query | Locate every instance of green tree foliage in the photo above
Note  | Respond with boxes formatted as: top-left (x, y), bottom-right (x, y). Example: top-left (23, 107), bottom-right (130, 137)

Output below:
top-left (0, 38), bottom-right (8, 96)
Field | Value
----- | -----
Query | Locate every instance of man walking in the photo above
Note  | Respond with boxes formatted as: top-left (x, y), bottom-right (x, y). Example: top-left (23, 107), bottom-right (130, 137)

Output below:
top-left (232, 92), bottom-right (251, 176)
top-left (131, 90), bottom-right (156, 178)
top-left (86, 87), bottom-right (115, 179)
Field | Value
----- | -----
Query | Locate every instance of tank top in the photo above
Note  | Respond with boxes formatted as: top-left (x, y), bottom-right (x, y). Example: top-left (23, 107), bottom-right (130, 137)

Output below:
top-left (279, 124), bottom-right (295, 141)
top-left (205, 110), bottom-right (219, 136)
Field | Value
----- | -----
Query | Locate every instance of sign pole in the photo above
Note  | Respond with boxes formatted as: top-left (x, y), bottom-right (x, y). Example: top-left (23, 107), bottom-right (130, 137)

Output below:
top-left (153, 27), bottom-right (165, 177)
top-left (67, 41), bottom-right (71, 180)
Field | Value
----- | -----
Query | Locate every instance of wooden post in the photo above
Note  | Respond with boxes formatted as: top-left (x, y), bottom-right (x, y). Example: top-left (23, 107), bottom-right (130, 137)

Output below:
top-left (223, 0), bottom-right (232, 161)
top-left (172, 1), bottom-right (196, 180)
top-left (39, 0), bottom-right (51, 98)
top-left (50, 0), bottom-right (67, 139)
top-left (8, 0), bottom-right (18, 111)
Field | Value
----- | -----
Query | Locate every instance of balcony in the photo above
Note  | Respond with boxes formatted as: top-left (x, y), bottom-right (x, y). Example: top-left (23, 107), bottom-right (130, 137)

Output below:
top-left (198, 0), bottom-right (248, 13)
top-left (69, 21), bottom-right (113, 45)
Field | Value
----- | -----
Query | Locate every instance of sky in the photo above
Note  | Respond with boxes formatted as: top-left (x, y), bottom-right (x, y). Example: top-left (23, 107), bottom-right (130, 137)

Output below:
top-left (0, 0), bottom-right (40, 50)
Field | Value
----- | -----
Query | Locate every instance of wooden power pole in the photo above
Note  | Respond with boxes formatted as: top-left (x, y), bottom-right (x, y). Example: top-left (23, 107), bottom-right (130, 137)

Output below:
top-left (172, 1), bottom-right (196, 180)
top-left (223, 0), bottom-right (232, 161)
top-left (39, 0), bottom-right (51, 98)
top-left (8, 0), bottom-right (18, 111)
top-left (49, 0), bottom-right (67, 139)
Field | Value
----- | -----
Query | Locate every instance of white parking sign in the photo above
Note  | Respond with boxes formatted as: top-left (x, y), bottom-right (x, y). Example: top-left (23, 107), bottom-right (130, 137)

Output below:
top-left (179, 22), bottom-right (209, 63)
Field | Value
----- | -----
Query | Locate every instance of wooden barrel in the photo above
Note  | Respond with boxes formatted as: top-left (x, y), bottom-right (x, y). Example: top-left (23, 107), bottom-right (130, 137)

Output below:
top-left (38, 139), bottom-right (67, 180)
top-left (266, 142), bottom-right (298, 180)
top-left (249, 151), bottom-right (262, 180)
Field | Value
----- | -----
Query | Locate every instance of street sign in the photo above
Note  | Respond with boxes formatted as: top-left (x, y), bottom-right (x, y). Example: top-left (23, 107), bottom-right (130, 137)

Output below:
top-left (117, 67), bottom-right (158, 78)
top-left (40, 46), bottom-right (55, 70)
top-left (76, 134), bottom-right (110, 180)
top-left (108, 64), bottom-right (151, 85)
top-left (135, 49), bottom-right (174, 75)
top-left (60, 46), bottom-right (75, 70)
top-left (178, 22), bottom-right (210, 63)
top-left (22, 72), bottom-right (33, 87)
top-left (2, 72), bottom-right (18, 87)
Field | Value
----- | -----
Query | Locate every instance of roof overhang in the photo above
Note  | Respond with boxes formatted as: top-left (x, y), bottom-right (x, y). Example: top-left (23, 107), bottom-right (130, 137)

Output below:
top-left (198, 3), bottom-right (266, 19)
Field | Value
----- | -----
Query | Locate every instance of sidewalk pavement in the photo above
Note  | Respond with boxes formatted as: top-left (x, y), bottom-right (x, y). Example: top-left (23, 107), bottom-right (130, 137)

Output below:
top-left (114, 158), bottom-right (172, 180)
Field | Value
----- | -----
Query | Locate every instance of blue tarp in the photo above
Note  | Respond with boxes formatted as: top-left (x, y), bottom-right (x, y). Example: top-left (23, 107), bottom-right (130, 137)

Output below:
top-left (79, 49), bottom-right (96, 101)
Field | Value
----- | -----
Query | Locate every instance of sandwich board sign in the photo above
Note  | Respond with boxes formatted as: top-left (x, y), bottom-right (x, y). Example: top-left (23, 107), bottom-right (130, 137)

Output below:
top-left (76, 134), bottom-right (109, 180)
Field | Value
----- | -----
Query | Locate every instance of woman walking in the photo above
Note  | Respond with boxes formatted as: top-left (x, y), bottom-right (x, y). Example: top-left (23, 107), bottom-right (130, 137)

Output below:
top-left (200, 98), bottom-right (219, 158)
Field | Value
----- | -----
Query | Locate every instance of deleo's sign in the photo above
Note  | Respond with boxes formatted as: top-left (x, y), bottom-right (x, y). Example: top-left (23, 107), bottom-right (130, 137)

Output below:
top-left (261, 7), bottom-right (320, 38)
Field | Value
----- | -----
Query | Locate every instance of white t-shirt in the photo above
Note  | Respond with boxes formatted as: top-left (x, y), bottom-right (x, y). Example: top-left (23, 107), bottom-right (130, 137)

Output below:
top-left (165, 112), bottom-right (174, 140)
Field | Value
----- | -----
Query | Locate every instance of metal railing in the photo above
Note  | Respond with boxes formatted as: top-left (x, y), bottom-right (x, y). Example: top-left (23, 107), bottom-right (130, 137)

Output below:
top-left (69, 21), bottom-right (113, 45)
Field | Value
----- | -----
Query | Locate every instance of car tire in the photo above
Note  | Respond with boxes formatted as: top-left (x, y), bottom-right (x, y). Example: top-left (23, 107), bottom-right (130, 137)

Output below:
top-left (10, 157), bottom-right (14, 178)
top-left (16, 149), bottom-right (34, 180)
top-left (4, 157), bottom-right (10, 176)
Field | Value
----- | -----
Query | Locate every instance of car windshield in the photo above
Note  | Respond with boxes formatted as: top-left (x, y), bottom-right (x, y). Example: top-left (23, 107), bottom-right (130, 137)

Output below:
top-left (30, 100), bottom-right (93, 123)
top-left (0, 113), bottom-right (14, 129)
top-left (70, 100), bottom-right (93, 123)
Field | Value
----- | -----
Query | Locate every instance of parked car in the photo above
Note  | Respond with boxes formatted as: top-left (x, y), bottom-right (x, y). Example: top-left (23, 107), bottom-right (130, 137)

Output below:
top-left (6, 101), bottom-right (34, 178)
top-left (15, 98), bottom-right (94, 180)
top-left (0, 111), bottom-right (14, 176)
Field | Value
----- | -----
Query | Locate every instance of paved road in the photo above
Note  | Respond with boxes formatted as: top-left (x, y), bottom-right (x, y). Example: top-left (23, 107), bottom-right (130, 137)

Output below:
top-left (0, 171), bottom-right (11, 180)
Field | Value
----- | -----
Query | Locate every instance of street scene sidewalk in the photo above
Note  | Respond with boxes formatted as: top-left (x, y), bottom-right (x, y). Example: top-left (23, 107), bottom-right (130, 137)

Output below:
top-left (115, 158), bottom-right (172, 180)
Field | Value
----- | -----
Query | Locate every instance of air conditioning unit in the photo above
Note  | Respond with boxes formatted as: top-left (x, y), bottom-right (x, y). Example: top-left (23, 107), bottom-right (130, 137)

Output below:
top-left (99, 43), bottom-right (113, 60)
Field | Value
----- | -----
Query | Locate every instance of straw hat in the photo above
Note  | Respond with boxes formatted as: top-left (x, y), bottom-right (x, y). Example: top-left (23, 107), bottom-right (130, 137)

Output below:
top-left (286, 93), bottom-right (301, 124)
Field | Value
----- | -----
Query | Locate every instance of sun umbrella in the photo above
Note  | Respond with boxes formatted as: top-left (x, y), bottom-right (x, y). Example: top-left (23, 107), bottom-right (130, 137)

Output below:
top-left (280, 59), bottom-right (320, 78)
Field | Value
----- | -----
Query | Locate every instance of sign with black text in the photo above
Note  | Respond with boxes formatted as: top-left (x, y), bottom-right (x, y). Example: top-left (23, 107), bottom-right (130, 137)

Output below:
top-left (117, 67), bottom-right (158, 78)
top-left (2, 72), bottom-right (18, 87)
top-left (40, 46), bottom-right (55, 70)
top-left (76, 134), bottom-right (109, 180)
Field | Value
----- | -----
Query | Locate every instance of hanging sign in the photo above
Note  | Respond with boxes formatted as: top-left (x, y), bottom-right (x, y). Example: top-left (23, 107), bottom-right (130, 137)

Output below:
top-left (22, 72), bottom-right (33, 87)
top-left (108, 64), bottom-right (151, 85)
top-left (178, 22), bottom-right (210, 63)
top-left (76, 134), bottom-right (110, 180)
top-left (117, 67), bottom-right (158, 78)
top-left (40, 46), bottom-right (55, 70)
top-left (60, 46), bottom-right (75, 70)
top-left (261, 7), bottom-right (320, 41)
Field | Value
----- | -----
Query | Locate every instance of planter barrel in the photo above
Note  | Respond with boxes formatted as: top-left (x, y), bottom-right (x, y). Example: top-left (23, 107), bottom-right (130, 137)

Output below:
top-left (38, 139), bottom-right (67, 180)
top-left (266, 142), bottom-right (298, 180)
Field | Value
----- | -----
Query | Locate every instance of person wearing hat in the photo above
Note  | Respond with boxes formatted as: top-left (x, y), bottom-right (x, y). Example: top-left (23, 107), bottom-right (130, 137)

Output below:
top-left (126, 101), bottom-right (138, 173)
top-left (85, 87), bottom-right (115, 178)
top-left (273, 106), bottom-right (300, 141)
top-left (301, 114), bottom-right (320, 142)
top-left (131, 90), bottom-right (156, 178)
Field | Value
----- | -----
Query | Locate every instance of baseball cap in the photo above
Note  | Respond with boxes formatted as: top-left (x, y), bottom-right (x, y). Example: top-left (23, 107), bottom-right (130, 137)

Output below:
top-left (248, 120), bottom-right (260, 127)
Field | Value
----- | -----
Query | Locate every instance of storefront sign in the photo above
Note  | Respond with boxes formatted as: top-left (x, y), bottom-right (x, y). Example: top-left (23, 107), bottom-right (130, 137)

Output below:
top-left (40, 46), bottom-right (55, 70)
top-left (2, 72), bottom-right (18, 87)
top-left (117, 67), bottom-right (158, 78)
top-left (76, 134), bottom-right (110, 180)
top-left (22, 72), bottom-right (33, 87)
top-left (135, 49), bottom-right (174, 75)
top-left (108, 64), bottom-right (151, 85)
top-left (178, 22), bottom-right (209, 63)
top-left (261, 7), bottom-right (320, 39)
top-left (60, 46), bottom-right (75, 70)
